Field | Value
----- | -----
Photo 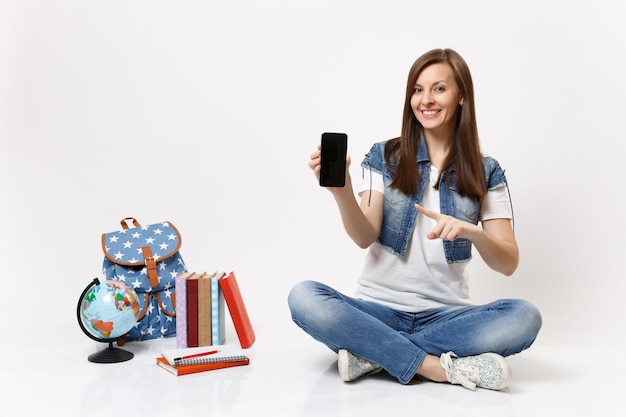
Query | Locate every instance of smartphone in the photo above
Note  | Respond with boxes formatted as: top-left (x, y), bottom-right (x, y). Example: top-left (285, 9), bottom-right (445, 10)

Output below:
top-left (319, 132), bottom-right (348, 187)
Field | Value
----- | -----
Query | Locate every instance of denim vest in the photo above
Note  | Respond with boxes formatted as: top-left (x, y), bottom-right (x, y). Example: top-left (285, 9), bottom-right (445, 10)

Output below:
top-left (360, 136), bottom-right (508, 263)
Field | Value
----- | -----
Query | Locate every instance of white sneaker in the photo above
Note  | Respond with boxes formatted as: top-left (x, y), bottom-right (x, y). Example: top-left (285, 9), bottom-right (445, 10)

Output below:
top-left (440, 351), bottom-right (512, 391)
top-left (337, 349), bottom-right (383, 382)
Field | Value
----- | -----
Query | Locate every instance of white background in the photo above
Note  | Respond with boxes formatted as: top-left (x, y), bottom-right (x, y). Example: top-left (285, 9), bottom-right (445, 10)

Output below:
top-left (1, 0), bottom-right (624, 350)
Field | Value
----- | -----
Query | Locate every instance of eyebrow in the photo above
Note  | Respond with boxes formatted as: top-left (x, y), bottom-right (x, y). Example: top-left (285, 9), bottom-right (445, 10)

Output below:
top-left (415, 80), bottom-right (448, 85)
top-left (414, 80), bottom-right (449, 87)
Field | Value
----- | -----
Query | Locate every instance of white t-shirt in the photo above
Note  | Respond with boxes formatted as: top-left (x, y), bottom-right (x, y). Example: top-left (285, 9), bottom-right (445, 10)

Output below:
top-left (354, 167), bottom-right (513, 313)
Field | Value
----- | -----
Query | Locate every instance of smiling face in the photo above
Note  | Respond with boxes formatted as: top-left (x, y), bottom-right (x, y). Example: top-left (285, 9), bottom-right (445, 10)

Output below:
top-left (410, 62), bottom-right (464, 140)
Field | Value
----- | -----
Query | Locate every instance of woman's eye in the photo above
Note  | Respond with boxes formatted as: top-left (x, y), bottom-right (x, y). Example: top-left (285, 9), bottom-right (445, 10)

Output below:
top-left (414, 87), bottom-right (423, 93)
top-left (434, 86), bottom-right (445, 92)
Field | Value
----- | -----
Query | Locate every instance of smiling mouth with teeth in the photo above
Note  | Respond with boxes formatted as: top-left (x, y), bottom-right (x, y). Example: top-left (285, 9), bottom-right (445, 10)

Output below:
top-left (422, 110), bottom-right (440, 116)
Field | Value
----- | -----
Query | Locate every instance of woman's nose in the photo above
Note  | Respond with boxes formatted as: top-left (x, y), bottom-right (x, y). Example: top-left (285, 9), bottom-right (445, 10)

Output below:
top-left (422, 90), bottom-right (434, 104)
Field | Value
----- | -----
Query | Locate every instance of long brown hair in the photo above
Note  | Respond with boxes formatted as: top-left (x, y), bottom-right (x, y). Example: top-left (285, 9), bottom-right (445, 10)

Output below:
top-left (385, 48), bottom-right (485, 202)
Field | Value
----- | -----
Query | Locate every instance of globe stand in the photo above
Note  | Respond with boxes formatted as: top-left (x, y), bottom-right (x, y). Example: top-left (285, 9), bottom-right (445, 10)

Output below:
top-left (88, 341), bottom-right (134, 364)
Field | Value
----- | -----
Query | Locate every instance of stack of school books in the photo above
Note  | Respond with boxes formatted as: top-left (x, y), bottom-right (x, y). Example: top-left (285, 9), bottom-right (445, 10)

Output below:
top-left (175, 270), bottom-right (255, 350)
top-left (156, 346), bottom-right (250, 376)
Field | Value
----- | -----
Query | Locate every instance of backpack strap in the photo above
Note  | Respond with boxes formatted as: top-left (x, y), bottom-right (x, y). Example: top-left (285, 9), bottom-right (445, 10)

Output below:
top-left (120, 217), bottom-right (141, 229)
top-left (141, 246), bottom-right (159, 288)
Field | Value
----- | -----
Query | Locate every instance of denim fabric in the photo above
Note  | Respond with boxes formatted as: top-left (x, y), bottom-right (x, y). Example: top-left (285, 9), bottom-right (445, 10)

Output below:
top-left (361, 135), bottom-right (508, 262)
top-left (288, 280), bottom-right (542, 385)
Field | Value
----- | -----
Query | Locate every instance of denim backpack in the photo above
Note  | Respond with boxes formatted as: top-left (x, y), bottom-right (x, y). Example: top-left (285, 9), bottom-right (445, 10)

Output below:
top-left (102, 217), bottom-right (187, 341)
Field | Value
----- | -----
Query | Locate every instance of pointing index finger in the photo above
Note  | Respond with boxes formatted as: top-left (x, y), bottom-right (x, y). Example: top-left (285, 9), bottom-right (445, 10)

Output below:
top-left (415, 204), bottom-right (441, 221)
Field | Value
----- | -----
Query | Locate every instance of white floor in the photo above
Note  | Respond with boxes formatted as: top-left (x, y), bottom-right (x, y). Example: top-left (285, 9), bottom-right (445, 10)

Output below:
top-left (1, 323), bottom-right (622, 417)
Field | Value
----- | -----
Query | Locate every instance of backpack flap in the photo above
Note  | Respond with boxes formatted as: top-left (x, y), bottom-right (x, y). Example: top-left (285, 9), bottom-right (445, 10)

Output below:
top-left (101, 218), bottom-right (183, 291)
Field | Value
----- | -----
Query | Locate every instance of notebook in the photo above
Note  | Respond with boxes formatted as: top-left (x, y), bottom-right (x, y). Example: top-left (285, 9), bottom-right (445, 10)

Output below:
top-left (155, 356), bottom-right (249, 376)
top-left (156, 346), bottom-right (250, 376)
top-left (161, 346), bottom-right (249, 367)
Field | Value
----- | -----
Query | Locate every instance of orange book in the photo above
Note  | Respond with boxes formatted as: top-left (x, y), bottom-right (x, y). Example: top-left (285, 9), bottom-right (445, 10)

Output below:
top-left (155, 356), bottom-right (249, 376)
top-left (219, 271), bottom-right (256, 348)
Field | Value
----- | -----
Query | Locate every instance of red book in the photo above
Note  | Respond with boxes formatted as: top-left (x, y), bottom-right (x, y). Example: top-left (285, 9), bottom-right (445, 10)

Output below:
top-left (155, 356), bottom-right (249, 376)
top-left (186, 273), bottom-right (201, 348)
top-left (219, 271), bottom-right (256, 348)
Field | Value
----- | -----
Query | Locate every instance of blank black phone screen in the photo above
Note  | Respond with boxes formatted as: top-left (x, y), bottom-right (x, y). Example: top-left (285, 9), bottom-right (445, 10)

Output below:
top-left (320, 132), bottom-right (348, 187)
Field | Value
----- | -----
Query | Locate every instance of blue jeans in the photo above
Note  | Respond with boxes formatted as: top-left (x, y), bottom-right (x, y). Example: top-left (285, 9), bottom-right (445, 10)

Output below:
top-left (287, 280), bottom-right (542, 385)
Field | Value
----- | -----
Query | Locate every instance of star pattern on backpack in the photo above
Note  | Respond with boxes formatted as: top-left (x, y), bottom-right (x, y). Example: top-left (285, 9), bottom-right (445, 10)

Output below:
top-left (101, 219), bottom-right (187, 341)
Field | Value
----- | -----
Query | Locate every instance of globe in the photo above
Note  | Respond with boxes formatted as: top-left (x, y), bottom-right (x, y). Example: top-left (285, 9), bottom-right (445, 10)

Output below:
top-left (77, 278), bottom-right (139, 363)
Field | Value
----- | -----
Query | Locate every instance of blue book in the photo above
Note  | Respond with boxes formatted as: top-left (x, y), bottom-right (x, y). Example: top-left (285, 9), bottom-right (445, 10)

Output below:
top-left (210, 272), bottom-right (226, 345)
